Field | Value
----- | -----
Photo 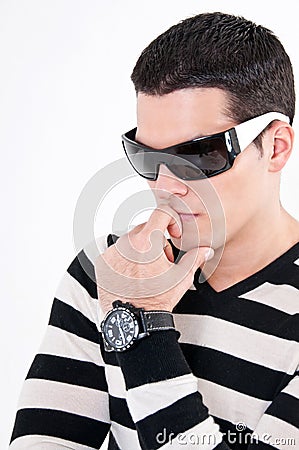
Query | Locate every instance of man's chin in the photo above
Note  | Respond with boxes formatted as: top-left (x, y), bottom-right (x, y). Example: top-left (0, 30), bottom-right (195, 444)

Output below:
top-left (169, 231), bottom-right (225, 253)
top-left (169, 235), bottom-right (207, 252)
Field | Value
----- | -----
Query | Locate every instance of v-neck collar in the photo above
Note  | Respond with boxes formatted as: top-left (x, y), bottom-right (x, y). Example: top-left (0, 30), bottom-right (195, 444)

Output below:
top-left (169, 240), bottom-right (299, 299)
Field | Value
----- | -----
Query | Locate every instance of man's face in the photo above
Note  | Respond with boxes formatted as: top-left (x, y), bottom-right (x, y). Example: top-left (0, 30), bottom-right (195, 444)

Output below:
top-left (136, 88), bottom-right (271, 252)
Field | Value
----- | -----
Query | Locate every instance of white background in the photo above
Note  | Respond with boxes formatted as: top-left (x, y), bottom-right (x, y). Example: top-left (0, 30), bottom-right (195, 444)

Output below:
top-left (1, 1), bottom-right (299, 448)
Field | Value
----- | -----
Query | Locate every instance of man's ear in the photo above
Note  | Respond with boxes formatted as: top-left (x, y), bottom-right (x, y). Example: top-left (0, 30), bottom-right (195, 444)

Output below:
top-left (267, 122), bottom-right (294, 173)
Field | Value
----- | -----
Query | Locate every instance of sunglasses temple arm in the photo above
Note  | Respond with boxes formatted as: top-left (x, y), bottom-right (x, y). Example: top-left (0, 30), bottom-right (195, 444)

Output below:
top-left (235, 112), bottom-right (290, 152)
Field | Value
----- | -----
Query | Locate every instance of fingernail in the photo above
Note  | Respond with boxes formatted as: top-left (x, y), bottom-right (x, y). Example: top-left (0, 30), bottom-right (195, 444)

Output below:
top-left (204, 248), bottom-right (214, 261)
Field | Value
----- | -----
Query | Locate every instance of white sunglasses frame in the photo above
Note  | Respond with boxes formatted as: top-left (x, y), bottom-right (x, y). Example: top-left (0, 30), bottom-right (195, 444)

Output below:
top-left (234, 111), bottom-right (290, 152)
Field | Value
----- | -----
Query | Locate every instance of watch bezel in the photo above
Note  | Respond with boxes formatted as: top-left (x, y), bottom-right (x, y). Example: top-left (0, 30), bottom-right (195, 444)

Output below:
top-left (101, 305), bottom-right (140, 352)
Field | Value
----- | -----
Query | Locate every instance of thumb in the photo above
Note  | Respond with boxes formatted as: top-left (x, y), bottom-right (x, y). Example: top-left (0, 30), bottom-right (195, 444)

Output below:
top-left (177, 246), bottom-right (214, 276)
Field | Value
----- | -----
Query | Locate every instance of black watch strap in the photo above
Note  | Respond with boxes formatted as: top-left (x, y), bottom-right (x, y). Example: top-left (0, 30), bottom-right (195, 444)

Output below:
top-left (101, 301), bottom-right (176, 352)
top-left (142, 310), bottom-right (175, 332)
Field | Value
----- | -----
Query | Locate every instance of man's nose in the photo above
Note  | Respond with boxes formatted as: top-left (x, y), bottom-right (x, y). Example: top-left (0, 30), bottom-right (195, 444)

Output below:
top-left (152, 164), bottom-right (188, 198)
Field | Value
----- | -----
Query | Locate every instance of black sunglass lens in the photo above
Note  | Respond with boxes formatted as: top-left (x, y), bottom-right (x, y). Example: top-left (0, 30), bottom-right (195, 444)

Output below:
top-left (171, 138), bottom-right (230, 179)
top-left (123, 133), bottom-right (232, 181)
top-left (169, 163), bottom-right (206, 179)
top-left (123, 142), bottom-right (158, 180)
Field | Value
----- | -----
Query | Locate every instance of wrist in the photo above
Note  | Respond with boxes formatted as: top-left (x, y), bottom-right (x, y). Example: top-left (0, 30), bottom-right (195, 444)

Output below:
top-left (100, 300), bottom-right (176, 352)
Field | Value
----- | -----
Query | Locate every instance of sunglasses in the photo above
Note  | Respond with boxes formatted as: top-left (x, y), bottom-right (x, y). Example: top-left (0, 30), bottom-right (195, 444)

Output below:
top-left (122, 112), bottom-right (289, 181)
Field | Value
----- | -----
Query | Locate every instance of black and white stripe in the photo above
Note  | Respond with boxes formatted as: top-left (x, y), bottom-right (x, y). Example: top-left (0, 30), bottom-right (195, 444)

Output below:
top-left (9, 237), bottom-right (299, 449)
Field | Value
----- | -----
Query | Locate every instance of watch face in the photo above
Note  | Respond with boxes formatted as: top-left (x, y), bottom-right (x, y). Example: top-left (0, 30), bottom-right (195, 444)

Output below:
top-left (102, 307), bottom-right (139, 351)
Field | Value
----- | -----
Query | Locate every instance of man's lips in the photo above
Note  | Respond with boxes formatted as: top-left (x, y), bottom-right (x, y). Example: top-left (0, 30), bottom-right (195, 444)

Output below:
top-left (177, 212), bottom-right (204, 222)
top-left (171, 206), bottom-right (206, 217)
top-left (163, 205), bottom-right (207, 225)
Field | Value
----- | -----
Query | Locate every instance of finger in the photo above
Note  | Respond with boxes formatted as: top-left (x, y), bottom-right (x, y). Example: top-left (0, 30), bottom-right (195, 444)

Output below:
top-left (177, 246), bottom-right (214, 276)
top-left (167, 221), bottom-right (181, 239)
top-left (142, 204), bottom-right (182, 239)
top-left (163, 240), bottom-right (174, 263)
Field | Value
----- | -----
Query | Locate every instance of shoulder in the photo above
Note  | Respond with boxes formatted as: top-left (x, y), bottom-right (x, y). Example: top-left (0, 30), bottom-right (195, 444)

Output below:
top-left (53, 234), bottom-right (113, 324)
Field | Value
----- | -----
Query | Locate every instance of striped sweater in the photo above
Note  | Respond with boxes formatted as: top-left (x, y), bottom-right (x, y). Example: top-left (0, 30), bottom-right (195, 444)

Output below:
top-left (10, 234), bottom-right (299, 449)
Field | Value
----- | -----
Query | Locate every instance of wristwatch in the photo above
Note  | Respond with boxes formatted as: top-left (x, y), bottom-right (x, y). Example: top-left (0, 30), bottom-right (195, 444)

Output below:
top-left (100, 300), bottom-right (175, 352)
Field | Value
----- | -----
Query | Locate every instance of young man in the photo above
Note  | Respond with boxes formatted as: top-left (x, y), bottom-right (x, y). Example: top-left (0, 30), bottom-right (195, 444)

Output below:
top-left (10, 11), bottom-right (299, 450)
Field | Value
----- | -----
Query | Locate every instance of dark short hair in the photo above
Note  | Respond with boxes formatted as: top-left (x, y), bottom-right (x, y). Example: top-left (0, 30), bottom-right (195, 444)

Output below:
top-left (131, 12), bottom-right (295, 146)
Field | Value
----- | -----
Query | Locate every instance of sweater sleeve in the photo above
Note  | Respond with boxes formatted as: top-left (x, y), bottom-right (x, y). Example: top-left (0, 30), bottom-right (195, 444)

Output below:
top-left (9, 238), bottom-right (111, 449)
top-left (116, 330), bottom-right (299, 450)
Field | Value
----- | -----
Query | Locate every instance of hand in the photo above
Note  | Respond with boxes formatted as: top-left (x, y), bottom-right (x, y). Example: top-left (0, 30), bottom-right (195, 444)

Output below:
top-left (95, 205), bottom-right (214, 313)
